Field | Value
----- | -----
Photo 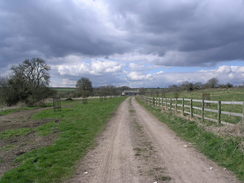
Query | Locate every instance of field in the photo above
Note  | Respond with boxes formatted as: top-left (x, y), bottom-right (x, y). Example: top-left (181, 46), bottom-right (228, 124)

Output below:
top-left (51, 87), bottom-right (76, 97)
top-left (163, 88), bottom-right (244, 101)
top-left (51, 87), bottom-right (75, 93)
top-left (149, 88), bottom-right (244, 124)
top-left (0, 97), bottom-right (125, 183)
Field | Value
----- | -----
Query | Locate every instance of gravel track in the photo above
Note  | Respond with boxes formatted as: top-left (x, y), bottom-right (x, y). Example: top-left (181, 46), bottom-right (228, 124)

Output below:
top-left (68, 97), bottom-right (240, 183)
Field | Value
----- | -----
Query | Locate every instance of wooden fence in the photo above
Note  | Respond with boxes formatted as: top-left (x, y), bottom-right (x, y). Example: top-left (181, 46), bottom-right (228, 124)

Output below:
top-left (142, 96), bottom-right (244, 125)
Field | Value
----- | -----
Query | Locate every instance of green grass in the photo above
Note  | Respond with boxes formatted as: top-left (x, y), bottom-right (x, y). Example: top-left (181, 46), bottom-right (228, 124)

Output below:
top-left (0, 144), bottom-right (17, 151)
top-left (51, 87), bottom-right (75, 92)
top-left (137, 97), bottom-right (244, 181)
top-left (0, 122), bottom-right (58, 140)
top-left (51, 87), bottom-right (75, 96)
top-left (0, 97), bottom-right (125, 183)
top-left (0, 128), bottom-right (32, 139)
top-left (36, 122), bottom-right (59, 136)
top-left (0, 107), bottom-right (37, 116)
top-left (0, 103), bottom-right (53, 116)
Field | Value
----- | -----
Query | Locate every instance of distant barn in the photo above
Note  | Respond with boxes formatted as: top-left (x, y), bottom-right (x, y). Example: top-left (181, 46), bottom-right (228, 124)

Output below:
top-left (121, 90), bottom-right (140, 96)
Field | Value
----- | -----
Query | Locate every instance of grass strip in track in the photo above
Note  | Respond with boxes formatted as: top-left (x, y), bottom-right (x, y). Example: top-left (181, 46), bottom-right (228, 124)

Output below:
top-left (137, 97), bottom-right (244, 181)
top-left (0, 97), bottom-right (125, 183)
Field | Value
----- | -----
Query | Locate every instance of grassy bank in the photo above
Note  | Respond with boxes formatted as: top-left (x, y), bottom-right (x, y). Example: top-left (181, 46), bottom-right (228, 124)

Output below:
top-left (137, 97), bottom-right (244, 181)
top-left (0, 97), bottom-right (125, 183)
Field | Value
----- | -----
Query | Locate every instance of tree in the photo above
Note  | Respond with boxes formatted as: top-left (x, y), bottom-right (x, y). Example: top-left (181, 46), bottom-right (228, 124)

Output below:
top-left (193, 82), bottom-right (203, 90)
top-left (205, 78), bottom-right (219, 88)
top-left (76, 77), bottom-right (93, 98)
top-left (11, 58), bottom-right (50, 89)
top-left (2, 58), bottom-right (53, 105)
top-left (0, 77), bottom-right (8, 104)
top-left (180, 81), bottom-right (194, 91)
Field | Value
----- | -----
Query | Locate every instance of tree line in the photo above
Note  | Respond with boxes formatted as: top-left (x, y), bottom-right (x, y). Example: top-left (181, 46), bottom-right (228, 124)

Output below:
top-left (168, 77), bottom-right (234, 92)
top-left (0, 58), bottom-right (130, 106)
top-left (1, 57), bottom-right (241, 106)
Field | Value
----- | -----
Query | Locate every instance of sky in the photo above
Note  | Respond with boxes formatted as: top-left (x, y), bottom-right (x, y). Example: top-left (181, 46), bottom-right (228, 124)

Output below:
top-left (0, 0), bottom-right (244, 88)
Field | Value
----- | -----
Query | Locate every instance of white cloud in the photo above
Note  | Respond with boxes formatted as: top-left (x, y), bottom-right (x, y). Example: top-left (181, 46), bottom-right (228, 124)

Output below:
top-left (124, 65), bottom-right (244, 87)
top-left (55, 59), bottom-right (122, 76)
top-left (51, 62), bottom-right (244, 87)
top-left (90, 61), bottom-right (122, 74)
top-left (127, 71), bottom-right (152, 81)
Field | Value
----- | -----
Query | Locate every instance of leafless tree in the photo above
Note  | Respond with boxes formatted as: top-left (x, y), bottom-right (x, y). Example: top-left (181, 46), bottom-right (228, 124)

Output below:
top-left (11, 58), bottom-right (50, 89)
top-left (2, 58), bottom-right (53, 105)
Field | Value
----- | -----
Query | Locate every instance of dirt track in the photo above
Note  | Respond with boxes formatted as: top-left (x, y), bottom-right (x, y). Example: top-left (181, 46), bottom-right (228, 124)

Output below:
top-left (68, 97), bottom-right (239, 183)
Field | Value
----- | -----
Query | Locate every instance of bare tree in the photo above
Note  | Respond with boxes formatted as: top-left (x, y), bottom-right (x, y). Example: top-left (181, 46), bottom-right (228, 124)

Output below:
top-left (11, 58), bottom-right (50, 89)
top-left (2, 58), bottom-right (53, 105)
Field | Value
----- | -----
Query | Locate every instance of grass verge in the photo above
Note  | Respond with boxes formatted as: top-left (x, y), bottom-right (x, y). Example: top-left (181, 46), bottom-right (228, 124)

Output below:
top-left (0, 97), bottom-right (125, 183)
top-left (137, 97), bottom-right (244, 181)
top-left (0, 128), bottom-right (32, 139)
top-left (0, 121), bottom-right (59, 139)
top-left (0, 103), bottom-right (53, 116)
top-left (0, 107), bottom-right (37, 116)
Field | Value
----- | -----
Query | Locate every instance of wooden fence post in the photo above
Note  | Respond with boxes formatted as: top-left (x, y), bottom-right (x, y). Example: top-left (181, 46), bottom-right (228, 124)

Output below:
top-left (182, 98), bottom-right (184, 115)
top-left (241, 102), bottom-right (244, 132)
top-left (190, 99), bottom-right (193, 118)
top-left (165, 98), bottom-right (167, 109)
top-left (202, 99), bottom-right (205, 122)
top-left (242, 102), bottom-right (244, 123)
top-left (218, 101), bottom-right (221, 124)
top-left (170, 98), bottom-right (172, 112)
top-left (175, 98), bottom-right (177, 113)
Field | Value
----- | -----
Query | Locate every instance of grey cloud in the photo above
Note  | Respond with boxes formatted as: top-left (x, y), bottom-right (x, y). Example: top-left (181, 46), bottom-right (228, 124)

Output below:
top-left (106, 0), bottom-right (244, 65)
top-left (1, 0), bottom-right (244, 70)
top-left (0, 0), bottom-right (129, 67)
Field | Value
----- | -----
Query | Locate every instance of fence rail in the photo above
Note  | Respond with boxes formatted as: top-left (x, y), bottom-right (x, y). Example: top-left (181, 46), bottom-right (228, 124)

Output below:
top-left (141, 96), bottom-right (244, 125)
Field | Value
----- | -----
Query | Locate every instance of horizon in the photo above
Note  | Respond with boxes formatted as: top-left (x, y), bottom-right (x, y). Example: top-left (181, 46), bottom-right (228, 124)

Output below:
top-left (1, 0), bottom-right (244, 88)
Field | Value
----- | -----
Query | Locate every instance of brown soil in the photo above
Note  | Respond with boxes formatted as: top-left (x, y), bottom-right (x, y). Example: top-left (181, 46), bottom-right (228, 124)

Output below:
top-left (0, 108), bottom-right (53, 132)
top-left (68, 97), bottom-right (240, 183)
top-left (0, 107), bottom-right (58, 177)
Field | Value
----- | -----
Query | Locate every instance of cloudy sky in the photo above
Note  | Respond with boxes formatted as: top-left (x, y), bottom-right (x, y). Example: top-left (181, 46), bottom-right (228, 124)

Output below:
top-left (0, 0), bottom-right (244, 87)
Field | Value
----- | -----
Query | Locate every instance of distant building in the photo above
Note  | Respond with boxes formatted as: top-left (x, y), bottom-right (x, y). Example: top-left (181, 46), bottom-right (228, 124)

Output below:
top-left (121, 90), bottom-right (140, 96)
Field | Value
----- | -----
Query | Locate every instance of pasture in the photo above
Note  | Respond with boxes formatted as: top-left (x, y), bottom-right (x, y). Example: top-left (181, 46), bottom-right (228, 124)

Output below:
top-left (163, 88), bottom-right (244, 101)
